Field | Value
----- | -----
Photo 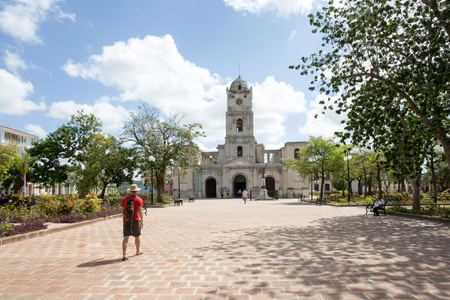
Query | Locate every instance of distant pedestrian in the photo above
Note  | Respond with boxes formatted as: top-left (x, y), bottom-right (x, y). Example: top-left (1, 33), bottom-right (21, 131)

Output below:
top-left (242, 189), bottom-right (248, 204)
top-left (121, 184), bottom-right (144, 261)
top-left (237, 189), bottom-right (242, 197)
top-left (226, 191), bottom-right (230, 198)
top-left (220, 190), bottom-right (224, 198)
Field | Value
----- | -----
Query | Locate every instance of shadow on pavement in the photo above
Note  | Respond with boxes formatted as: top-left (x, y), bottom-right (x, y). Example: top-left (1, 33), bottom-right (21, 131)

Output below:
top-left (195, 214), bottom-right (450, 298)
top-left (77, 258), bottom-right (123, 267)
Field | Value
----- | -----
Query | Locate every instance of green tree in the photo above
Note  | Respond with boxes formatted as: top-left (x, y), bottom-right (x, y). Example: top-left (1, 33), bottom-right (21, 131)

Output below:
top-left (291, 0), bottom-right (450, 169)
top-left (1, 152), bottom-right (30, 195)
top-left (123, 104), bottom-right (205, 203)
top-left (74, 134), bottom-right (138, 199)
top-left (27, 111), bottom-right (102, 196)
top-left (28, 136), bottom-right (68, 194)
top-left (284, 136), bottom-right (344, 200)
top-left (0, 144), bottom-right (16, 179)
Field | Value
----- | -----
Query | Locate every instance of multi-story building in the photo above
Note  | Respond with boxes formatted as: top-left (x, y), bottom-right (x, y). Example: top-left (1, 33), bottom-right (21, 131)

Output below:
top-left (1, 125), bottom-right (39, 154)
top-left (1, 125), bottom-right (39, 195)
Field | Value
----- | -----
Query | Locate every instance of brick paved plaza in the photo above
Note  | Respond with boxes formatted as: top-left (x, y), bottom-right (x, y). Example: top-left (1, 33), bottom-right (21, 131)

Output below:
top-left (0, 198), bottom-right (449, 300)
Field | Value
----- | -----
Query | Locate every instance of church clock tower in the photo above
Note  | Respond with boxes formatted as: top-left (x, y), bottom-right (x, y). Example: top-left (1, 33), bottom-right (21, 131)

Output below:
top-left (224, 76), bottom-right (257, 162)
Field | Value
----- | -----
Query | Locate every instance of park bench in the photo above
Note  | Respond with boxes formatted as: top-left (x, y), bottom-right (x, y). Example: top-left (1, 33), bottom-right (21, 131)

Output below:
top-left (384, 197), bottom-right (400, 206)
top-left (316, 198), bottom-right (326, 205)
top-left (366, 199), bottom-right (388, 215)
top-left (173, 197), bottom-right (183, 206)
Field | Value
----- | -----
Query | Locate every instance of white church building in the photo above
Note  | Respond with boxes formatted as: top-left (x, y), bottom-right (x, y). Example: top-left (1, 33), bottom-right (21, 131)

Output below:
top-left (175, 76), bottom-right (320, 199)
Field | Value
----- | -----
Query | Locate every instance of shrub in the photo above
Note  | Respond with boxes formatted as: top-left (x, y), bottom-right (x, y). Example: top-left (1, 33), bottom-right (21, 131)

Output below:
top-left (438, 189), bottom-right (450, 202)
top-left (81, 194), bottom-right (102, 213)
top-left (0, 218), bottom-right (47, 238)
top-left (0, 221), bottom-right (13, 236)
top-left (47, 213), bottom-right (85, 223)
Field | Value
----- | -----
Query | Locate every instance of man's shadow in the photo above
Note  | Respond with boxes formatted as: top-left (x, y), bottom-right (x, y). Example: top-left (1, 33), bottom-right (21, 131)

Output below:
top-left (77, 258), bottom-right (123, 267)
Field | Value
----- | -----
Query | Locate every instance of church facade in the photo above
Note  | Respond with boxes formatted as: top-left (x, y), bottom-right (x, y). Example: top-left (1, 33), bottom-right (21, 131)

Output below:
top-left (176, 76), bottom-right (311, 199)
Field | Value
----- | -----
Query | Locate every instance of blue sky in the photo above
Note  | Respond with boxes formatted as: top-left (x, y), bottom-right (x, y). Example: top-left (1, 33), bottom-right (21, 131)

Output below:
top-left (0, 0), bottom-right (345, 150)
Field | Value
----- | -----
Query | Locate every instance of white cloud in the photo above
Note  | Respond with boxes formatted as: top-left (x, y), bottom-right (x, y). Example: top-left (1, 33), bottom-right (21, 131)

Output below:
top-left (25, 123), bottom-right (46, 138)
top-left (223, 0), bottom-right (317, 18)
top-left (47, 97), bottom-right (130, 135)
top-left (63, 35), bottom-right (228, 145)
top-left (288, 30), bottom-right (297, 42)
top-left (298, 94), bottom-right (346, 138)
top-left (4, 50), bottom-right (28, 73)
top-left (0, 69), bottom-right (46, 115)
top-left (62, 35), bottom-right (309, 148)
top-left (0, 0), bottom-right (75, 44)
top-left (252, 76), bottom-right (307, 143)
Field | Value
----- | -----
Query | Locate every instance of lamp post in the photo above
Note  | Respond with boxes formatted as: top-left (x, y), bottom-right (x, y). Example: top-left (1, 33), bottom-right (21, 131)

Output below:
top-left (149, 155), bottom-right (155, 205)
top-left (344, 155), bottom-right (352, 202)
top-left (178, 171), bottom-right (181, 199)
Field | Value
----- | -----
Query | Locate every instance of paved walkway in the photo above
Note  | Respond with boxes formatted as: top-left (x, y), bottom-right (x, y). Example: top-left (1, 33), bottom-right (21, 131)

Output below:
top-left (0, 199), bottom-right (449, 300)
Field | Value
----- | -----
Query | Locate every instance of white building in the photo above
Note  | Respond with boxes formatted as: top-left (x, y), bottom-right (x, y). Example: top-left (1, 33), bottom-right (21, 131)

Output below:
top-left (175, 76), bottom-right (317, 199)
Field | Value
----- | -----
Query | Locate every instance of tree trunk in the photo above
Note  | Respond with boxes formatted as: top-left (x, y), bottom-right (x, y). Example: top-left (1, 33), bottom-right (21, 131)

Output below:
top-left (440, 137), bottom-right (450, 170)
top-left (320, 173), bottom-right (325, 200)
top-left (377, 162), bottom-right (383, 199)
top-left (430, 156), bottom-right (438, 203)
top-left (155, 169), bottom-right (166, 203)
top-left (411, 173), bottom-right (421, 210)
top-left (99, 180), bottom-right (108, 199)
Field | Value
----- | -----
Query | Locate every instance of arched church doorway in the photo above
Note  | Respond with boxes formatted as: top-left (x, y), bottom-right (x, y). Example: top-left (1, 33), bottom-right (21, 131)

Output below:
top-left (233, 175), bottom-right (246, 197)
top-left (266, 177), bottom-right (275, 197)
top-left (205, 178), bottom-right (217, 198)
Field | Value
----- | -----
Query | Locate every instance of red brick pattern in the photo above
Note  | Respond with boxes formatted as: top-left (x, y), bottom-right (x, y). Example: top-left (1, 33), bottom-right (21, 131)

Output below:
top-left (0, 199), bottom-right (449, 299)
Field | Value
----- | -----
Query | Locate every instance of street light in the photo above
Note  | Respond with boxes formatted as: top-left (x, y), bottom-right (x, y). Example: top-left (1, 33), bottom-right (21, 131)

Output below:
top-left (344, 155), bottom-right (352, 202)
top-left (149, 155), bottom-right (155, 205)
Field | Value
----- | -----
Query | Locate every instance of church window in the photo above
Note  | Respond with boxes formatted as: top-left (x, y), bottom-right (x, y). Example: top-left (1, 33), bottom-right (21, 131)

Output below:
top-left (294, 148), bottom-right (300, 159)
top-left (269, 153), bottom-right (273, 162)
top-left (264, 153), bottom-right (268, 163)
top-left (236, 119), bottom-right (243, 132)
top-left (237, 146), bottom-right (243, 157)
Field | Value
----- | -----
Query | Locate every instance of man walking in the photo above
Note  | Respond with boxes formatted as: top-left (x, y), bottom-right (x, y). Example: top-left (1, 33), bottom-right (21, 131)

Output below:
top-left (121, 184), bottom-right (144, 261)
top-left (242, 189), bottom-right (248, 204)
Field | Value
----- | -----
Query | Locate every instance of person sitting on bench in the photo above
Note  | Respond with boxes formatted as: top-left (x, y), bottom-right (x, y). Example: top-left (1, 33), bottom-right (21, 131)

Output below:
top-left (373, 198), bottom-right (385, 216)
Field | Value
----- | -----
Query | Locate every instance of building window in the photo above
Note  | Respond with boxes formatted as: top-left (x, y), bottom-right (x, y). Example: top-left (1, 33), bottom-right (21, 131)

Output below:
top-left (236, 119), bottom-right (243, 132)
top-left (237, 146), bottom-right (243, 157)
top-left (294, 148), bottom-right (300, 159)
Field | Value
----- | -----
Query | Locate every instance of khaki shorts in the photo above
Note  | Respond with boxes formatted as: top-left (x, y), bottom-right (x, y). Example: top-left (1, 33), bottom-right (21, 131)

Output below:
top-left (123, 220), bottom-right (141, 237)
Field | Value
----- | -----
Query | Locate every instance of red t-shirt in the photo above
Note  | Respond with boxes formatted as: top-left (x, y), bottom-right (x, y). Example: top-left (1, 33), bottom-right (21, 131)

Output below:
top-left (120, 195), bottom-right (143, 221)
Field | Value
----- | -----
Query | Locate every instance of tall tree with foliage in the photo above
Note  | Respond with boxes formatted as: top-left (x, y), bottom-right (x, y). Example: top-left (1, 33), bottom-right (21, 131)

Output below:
top-left (28, 111), bottom-right (102, 196)
top-left (291, 0), bottom-right (450, 169)
top-left (284, 136), bottom-right (345, 200)
top-left (74, 134), bottom-right (138, 199)
top-left (122, 104), bottom-right (205, 203)
top-left (28, 136), bottom-right (69, 194)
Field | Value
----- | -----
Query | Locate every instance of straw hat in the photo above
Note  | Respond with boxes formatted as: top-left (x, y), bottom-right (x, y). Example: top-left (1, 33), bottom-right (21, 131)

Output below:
top-left (128, 184), bottom-right (141, 192)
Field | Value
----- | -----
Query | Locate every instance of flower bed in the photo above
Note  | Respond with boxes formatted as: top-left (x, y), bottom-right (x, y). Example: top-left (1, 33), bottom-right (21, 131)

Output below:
top-left (0, 194), bottom-right (120, 238)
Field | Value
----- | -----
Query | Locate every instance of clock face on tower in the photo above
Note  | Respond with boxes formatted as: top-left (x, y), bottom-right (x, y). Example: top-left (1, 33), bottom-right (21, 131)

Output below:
top-left (236, 99), bottom-right (242, 105)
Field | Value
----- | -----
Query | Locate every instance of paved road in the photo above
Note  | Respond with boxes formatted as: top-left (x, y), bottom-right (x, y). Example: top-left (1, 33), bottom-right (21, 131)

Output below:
top-left (0, 198), bottom-right (449, 300)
